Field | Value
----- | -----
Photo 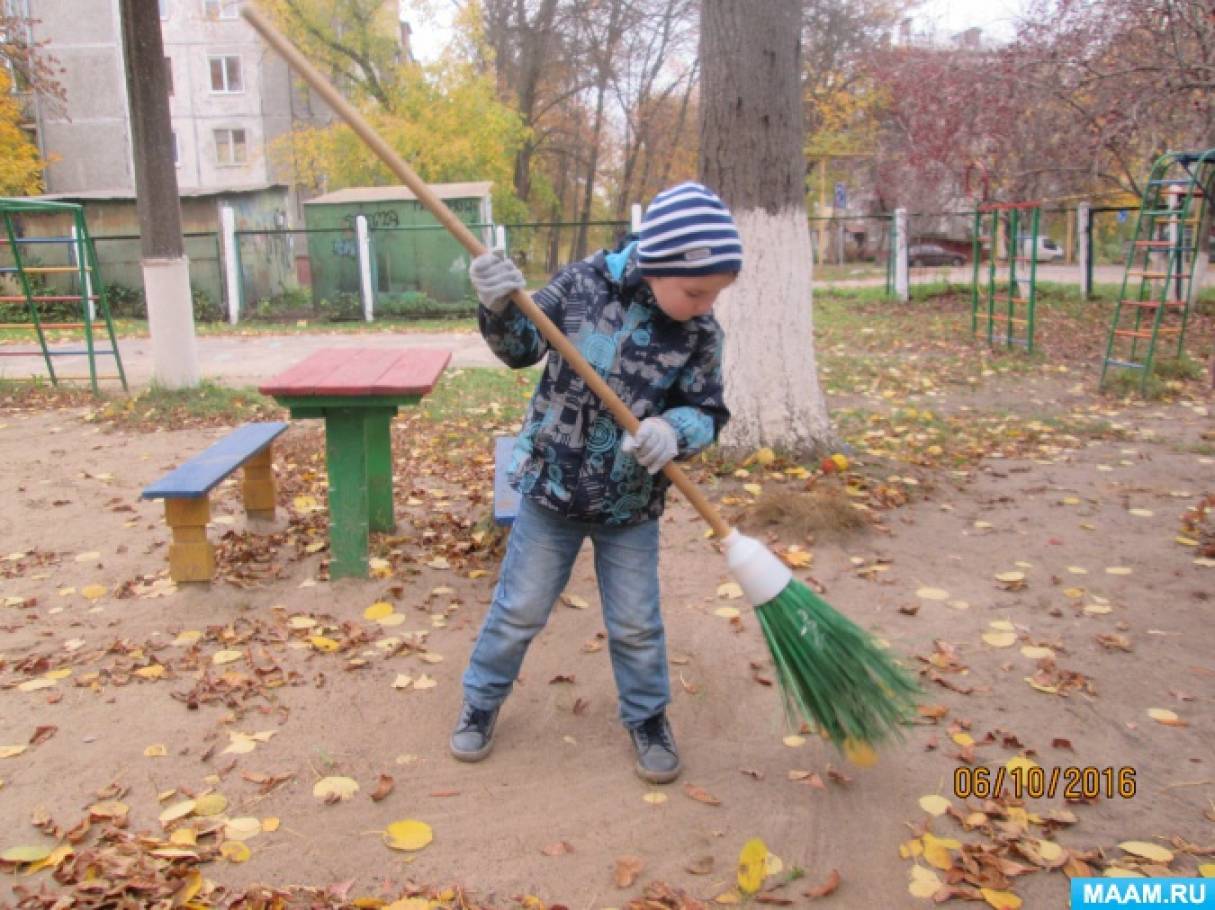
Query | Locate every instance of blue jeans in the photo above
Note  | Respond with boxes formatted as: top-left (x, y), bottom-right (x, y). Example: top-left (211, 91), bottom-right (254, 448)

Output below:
top-left (462, 498), bottom-right (669, 727)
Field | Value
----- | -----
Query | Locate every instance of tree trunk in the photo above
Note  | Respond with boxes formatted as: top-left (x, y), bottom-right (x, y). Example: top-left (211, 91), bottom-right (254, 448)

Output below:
top-left (699, 0), bottom-right (833, 457)
top-left (120, 0), bottom-right (199, 389)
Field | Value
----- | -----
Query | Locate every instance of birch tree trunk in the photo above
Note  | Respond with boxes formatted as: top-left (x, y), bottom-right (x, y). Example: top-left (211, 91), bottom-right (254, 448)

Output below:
top-left (699, 0), bottom-right (834, 457)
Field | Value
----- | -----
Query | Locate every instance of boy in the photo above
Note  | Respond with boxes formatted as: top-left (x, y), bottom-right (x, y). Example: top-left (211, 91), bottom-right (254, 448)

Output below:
top-left (451, 182), bottom-right (741, 783)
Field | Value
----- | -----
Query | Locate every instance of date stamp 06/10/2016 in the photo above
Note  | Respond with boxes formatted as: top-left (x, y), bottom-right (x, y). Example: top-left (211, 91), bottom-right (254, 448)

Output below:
top-left (953, 765), bottom-right (1137, 801)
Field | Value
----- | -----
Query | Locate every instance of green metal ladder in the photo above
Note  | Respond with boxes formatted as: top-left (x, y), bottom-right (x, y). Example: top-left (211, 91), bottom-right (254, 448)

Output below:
top-left (0, 198), bottom-right (127, 394)
top-left (972, 202), bottom-right (1040, 353)
top-left (1100, 148), bottom-right (1215, 391)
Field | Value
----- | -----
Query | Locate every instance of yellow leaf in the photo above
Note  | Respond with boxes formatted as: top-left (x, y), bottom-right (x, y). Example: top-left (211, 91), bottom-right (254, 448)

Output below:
top-left (0, 745), bottom-right (28, 759)
top-left (843, 739), bottom-right (877, 767)
top-left (313, 776), bottom-right (359, 801)
top-left (26, 842), bottom-right (73, 874)
top-left (921, 832), bottom-right (960, 870)
top-left (426, 556), bottom-right (450, 570)
top-left (713, 606), bottom-right (741, 619)
top-left (261, 817), bottom-right (280, 832)
top-left (743, 483), bottom-right (763, 497)
top-left (223, 817), bottom-right (262, 841)
top-left (468, 569), bottom-right (487, 579)
top-left (982, 631), bottom-right (1016, 648)
top-left (80, 584), bottom-right (107, 601)
top-left (918, 794), bottom-right (951, 817)
top-left (717, 582), bottom-right (743, 600)
top-left (384, 819), bottom-right (433, 852)
top-left (144, 744), bottom-right (168, 758)
top-left (1105, 866), bottom-right (1146, 878)
top-left (751, 447), bottom-right (775, 466)
top-left (135, 664), bottom-right (166, 679)
top-left (951, 732), bottom-right (974, 747)
top-left (293, 495), bottom-right (318, 512)
top-left (386, 900), bottom-right (431, 910)
top-left (220, 841), bottom-right (251, 863)
top-left (561, 593), bottom-right (590, 610)
top-left (1198, 864), bottom-right (1215, 878)
top-left (915, 587), bottom-right (950, 601)
top-left (1020, 646), bottom-right (1054, 659)
top-left (1038, 840), bottom-right (1064, 862)
top-left (980, 888), bottom-right (1022, 910)
top-left (642, 792), bottom-right (668, 805)
top-left (736, 837), bottom-right (768, 894)
top-left (783, 547), bottom-right (812, 568)
top-left (1104, 566), bottom-right (1132, 576)
top-left (392, 674), bottom-right (414, 689)
top-left (989, 620), bottom-right (1015, 631)
top-left (193, 793), bottom-right (228, 817)
top-left (364, 601), bottom-right (394, 621)
top-left (1118, 841), bottom-right (1174, 864)
top-left (782, 735), bottom-right (805, 748)
top-left (17, 678), bottom-right (57, 692)
top-left (899, 838), bottom-right (924, 859)
top-left (287, 616), bottom-right (317, 630)
top-left (993, 571), bottom-right (1025, 583)
top-left (158, 799), bottom-right (196, 825)
top-left (1147, 708), bottom-right (1183, 725)
top-left (0, 843), bottom-right (53, 864)
top-left (908, 865), bottom-right (941, 898)
top-left (222, 734), bottom-right (256, 755)
top-left (170, 828), bottom-right (197, 846)
top-left (1083, 603), bottom-right (1112, 615)
top-left (212, 650), bottom-right (242, 665)
top-left (308, 636), bottom-right (341, 652)
top-left (1006, 756), bottom-right (1039, 774)
top-left (830, 453), bottom-right (850, 471)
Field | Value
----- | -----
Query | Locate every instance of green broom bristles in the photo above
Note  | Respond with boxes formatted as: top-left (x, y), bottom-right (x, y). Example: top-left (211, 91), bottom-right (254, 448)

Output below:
top-left (756, 578), bottom-right (920, 750)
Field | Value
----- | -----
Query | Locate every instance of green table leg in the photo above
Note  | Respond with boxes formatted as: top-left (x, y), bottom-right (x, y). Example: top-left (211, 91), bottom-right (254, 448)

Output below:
top-left (325, 408), bottom-right (370, 578)
top-left (366, 408), bottom-right (396, 533)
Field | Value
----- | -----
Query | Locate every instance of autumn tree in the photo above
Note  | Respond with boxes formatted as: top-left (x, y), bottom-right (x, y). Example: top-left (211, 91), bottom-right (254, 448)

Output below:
top-left (0, 69), bottom-right (46, 195)
top-left (700, 0), bottom-right (834, 456)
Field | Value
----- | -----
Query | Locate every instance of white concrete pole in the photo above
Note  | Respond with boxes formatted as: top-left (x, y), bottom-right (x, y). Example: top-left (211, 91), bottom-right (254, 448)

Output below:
top-left (894, 207), bottom-right (909, 301)
top-left (494, 224), bottom-right (507, 254)
top-left (1077, 202), bottom-right (1092, 299)
top-left (220, 205), bottom-right (241, 325)
top-left (356, 215), bottom-right (374, 322)
top-left (630, 203), bottom-right (642, 233)
top-left (143, 257), bottom-right (200, 388)
top-left (71, 224), bottom-right (96, 322)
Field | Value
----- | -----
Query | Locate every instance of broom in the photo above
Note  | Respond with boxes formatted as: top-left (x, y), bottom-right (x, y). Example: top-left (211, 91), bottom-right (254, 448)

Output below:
top-left (242, 8), bottom-right (920, 755)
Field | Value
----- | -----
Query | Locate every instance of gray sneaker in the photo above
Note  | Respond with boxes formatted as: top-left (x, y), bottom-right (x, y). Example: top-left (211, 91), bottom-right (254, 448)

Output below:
top-left (449, 700), bottom-right (500, 762)
top-left (629, 712), bottom-right (681, 784)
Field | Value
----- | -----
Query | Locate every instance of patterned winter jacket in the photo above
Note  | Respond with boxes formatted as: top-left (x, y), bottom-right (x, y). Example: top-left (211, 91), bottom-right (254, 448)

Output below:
top-left (479, 241), bottom-right (730, 526)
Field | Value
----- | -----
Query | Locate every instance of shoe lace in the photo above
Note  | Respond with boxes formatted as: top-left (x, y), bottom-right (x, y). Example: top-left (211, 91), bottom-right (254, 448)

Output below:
top-left (460, 703), bottom-right (494, 732)
top-left (636, 714), bottom-right (672, 750)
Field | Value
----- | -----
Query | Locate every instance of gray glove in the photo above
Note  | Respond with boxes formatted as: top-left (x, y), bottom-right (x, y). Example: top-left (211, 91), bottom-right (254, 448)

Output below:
top-left (469, 251), bottom-right (525, 314)
top-left (621, 417), bottom-right (679, 474)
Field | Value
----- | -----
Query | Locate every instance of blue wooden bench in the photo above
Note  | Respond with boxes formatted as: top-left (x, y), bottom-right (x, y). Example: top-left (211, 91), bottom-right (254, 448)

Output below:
top-left (493, 435), bottom-right (521, 527)
top-left (141, 421), bottom-right (289, 582)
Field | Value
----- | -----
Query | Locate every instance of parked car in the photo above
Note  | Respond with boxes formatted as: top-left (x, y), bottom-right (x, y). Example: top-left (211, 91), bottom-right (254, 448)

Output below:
top-left (1018, 235), bottom-right (1064, 262)
top-left (908, 243), bottom-right (966, 267)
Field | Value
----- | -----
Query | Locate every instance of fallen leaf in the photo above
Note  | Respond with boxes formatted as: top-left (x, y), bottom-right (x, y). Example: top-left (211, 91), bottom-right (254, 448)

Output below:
top-left (614, 855), bottom-right (645, 888)
top-left (313, 776), bottom-right (359, 802)
top-left (804, 868), bottom-right (841, 899)
top-left (918, 794), bottom-right (951, 817)
top-left (737, 838), bottom-right (768, 894)
top-left (220, 841), bottom-right (251, 863)
top-left (915, 587), bottom-right (950, 601)
top-left (224, 817), bottom-right (261, 841)
top-left (684, 783), bottom-right (721, 806)
top-left (370, 774), bottom-right (395, 802)
top-left (981, 888), bottom-right (1022, 909)
top-left (383, 819), bottom-right (433, 852)
top-left (1119, 841), bottom-right (1174, 864)
top-left (1147, 708), bottom-right (1186, 727)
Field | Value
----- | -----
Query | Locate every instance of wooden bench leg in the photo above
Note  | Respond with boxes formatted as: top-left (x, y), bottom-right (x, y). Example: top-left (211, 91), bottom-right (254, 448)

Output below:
top-left (242, 445), bottom-right (277, 521)
top-left (165, 498), bottom-right (215, 583)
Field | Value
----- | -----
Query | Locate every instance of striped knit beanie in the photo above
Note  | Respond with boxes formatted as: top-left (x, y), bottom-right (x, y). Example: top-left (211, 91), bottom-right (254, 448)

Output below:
top-left (637, 182), bottom-right (743, 277)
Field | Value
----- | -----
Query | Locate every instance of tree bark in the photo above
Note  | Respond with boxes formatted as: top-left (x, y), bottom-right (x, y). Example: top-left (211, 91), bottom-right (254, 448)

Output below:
top-left (699, 0), bottom-right (834, 457)
top-left (120, 0), bottom-right (183, 260)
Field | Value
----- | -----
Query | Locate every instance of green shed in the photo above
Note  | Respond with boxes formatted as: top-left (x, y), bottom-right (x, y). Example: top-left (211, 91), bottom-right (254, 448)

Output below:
top-left (303, 182), bottom-right (493, 308)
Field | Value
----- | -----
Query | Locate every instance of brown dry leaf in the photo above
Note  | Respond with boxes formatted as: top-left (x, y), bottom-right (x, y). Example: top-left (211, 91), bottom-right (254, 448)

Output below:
top-left (614, 855), bottom-right (645, 888)
top-left (541, 841), bottom-right (574, 856)
top-left (370, 774), bottom-right (395, 802)
top-left (684, 783), bottom-right (722, 806)
top-left (804, 868), bottom-right (841, 899)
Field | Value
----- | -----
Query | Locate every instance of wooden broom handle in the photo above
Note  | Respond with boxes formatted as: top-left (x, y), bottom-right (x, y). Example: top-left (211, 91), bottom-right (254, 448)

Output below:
top-left (243, 7), bottom-right (732, 540)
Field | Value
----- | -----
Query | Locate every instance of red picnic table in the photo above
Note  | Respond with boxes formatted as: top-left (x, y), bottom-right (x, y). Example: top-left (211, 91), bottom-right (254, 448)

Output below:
top-left (259, 347), bottom-right (450, 579)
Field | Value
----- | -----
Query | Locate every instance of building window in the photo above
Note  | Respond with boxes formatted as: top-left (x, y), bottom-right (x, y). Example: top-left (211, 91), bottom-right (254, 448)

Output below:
top-left (208, 55), bottom-right (242, 93)
top-left (171, 130), bottom-right (180, 166)
top-left (159, 0), bottom-right (169, 19)
top-left (214, 128), bottom-right (247, 165)
top-left (165, 56), bottom-right (173, 96)
top-left (203, 0), bottom-right (239, 19)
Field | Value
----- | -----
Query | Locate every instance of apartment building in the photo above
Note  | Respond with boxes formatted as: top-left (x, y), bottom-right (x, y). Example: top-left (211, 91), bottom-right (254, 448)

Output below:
top-left (25, 0), bottom-right (307, 202)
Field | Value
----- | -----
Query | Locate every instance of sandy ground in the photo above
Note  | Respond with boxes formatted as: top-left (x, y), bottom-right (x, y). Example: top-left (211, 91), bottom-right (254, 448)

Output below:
top-left (0, 366), bottom-right (1213, 907)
